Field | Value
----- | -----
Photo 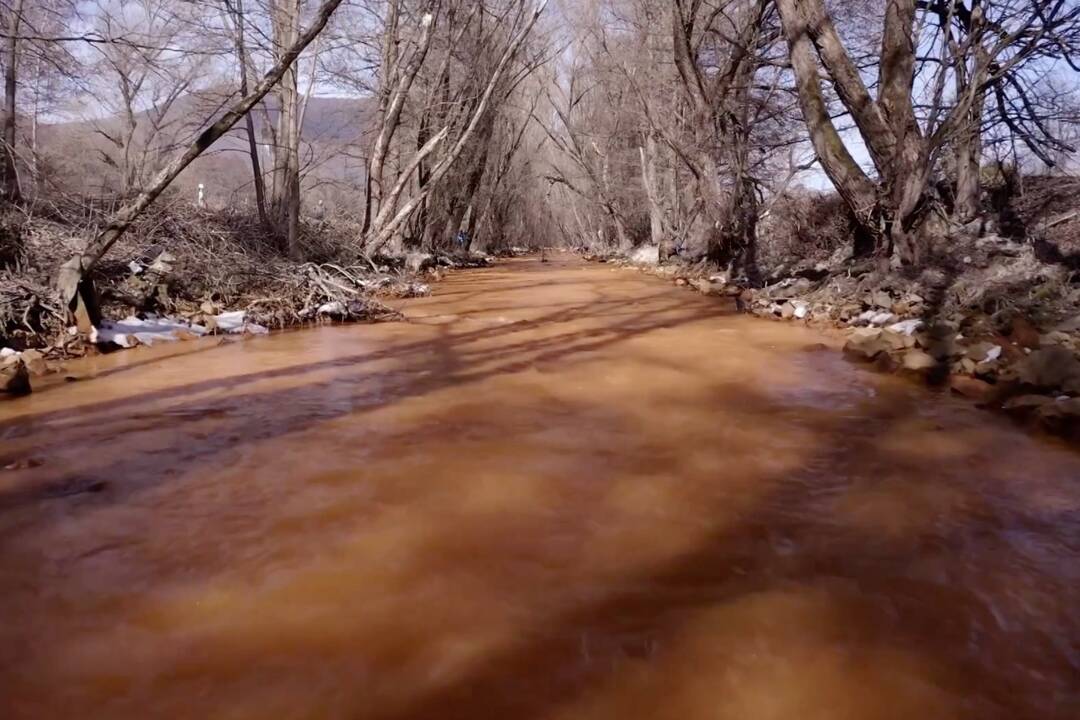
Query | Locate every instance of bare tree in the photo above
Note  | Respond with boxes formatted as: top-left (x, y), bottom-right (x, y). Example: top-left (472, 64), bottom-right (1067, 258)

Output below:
top-left (57, 0), bottom-right (348, 315)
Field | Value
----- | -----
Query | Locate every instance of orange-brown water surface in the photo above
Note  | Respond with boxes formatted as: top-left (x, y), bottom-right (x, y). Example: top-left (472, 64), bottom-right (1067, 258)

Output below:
top-left (1, 256), bottom-right (1078, 719)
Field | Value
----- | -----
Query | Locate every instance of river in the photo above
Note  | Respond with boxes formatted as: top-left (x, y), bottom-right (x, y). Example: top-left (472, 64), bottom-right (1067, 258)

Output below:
top-left (1, 255), bottom-right (1078, 718)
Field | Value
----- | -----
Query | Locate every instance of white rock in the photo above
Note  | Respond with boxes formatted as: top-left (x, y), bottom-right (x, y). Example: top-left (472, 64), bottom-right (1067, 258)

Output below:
top-left (985, 345), bottom-right (1003, 362)
top-left (793, 302), bottom-right (809, 319)
top-left (128, 260), bottom-right (144, 275)
top-left (0, 347), bottom-right (17, 358)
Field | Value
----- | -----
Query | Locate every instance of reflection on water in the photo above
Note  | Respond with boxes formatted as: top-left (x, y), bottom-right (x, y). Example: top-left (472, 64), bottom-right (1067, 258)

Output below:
top-left (0, 256), bottom-right (1078, 719)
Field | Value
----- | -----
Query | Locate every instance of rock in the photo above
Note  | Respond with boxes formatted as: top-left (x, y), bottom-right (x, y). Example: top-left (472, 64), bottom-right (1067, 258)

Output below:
top-left (1036, 398), bottom-right (1080, 438)
top-left (1044, 331), bottom-right (1073, 346)
top-left (1009, 317), bottom-right (1041, 349)
top-left (964, 341), bottom-right (998, 363)
top-left (793, 302), bottom-right (809, 320)
top-left (975, 234), bottom-right (1024, 257)
top-left (844, 328), bottom-right (889, 361)
top-left (882, 330), bottom-right (915, 351)
top-left (781, 302), bottom-right (796, 319)
top-left (19, 349), bottom-right (46, 375)
top-left (960, 357), bottom-right (977, 374)
top-left (901, 350), bottom-right (937, 374)
top-left (405, 252), bottom-right (435, 273)
top-left (870, 290), bottom-right (893, 309)
top-left (629, 245), bottom-right (660, 265)
top-left (691, 278), bottom-right (720, 296)
top-left (949, 375), bottom-right (993, 402)
top-left (675, 278), bottom-right (687, 287)
top-left (1004, 394), bottom-right (1054, 416)
top-left (1016, 346), bottom-right (1080, 391)
top-left (1, 358), bottom-right (31, 396)
top-left (1053, 315), bottom-right (1080, 333)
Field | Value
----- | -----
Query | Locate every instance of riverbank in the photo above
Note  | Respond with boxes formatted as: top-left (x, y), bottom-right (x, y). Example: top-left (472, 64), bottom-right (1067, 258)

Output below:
top-left (1, 205), bottom-right (493, 395)
top-left (595, 247), bottom-right (1080, 442)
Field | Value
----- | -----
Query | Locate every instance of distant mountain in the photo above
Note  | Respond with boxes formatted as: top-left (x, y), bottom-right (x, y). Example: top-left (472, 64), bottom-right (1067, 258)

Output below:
top-left (34, 92), bottom-right (375, 210)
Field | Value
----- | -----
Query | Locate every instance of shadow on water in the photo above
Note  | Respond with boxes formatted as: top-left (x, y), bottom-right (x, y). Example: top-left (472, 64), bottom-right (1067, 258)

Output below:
top-left (0, 256), bottom-right (1078, 719)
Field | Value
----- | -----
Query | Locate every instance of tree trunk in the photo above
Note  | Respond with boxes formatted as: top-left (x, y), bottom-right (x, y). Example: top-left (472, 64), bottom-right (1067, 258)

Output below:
top-left (775, 0), bottom-right (880, 231)
top-left (1, 0), bottom-right (22, 204)
top-left (639, 134), bottom-right (665, 249)
top-left (363, 1), bottom-right (437, 235)
top-left (272, 0), bottom-right (302, 256)
top-left (227, 0), bottom-right (269, 227)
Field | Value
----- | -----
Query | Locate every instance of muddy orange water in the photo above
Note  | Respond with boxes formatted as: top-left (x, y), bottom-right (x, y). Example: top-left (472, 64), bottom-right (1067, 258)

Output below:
top-left (1, 256), bottom-right (1078, 719)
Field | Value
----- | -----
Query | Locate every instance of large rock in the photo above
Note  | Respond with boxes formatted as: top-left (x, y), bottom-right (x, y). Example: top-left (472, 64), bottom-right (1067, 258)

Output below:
top-left (843, 328), bottom-right (889, 361)
top-left (1, 358), bottom-right (31, 396)
top-left (1016, 346), bottom-right (1080, 392)
top-left (949, 374), bottom-right (994, 402)
top-left (20, 349), bottom-right (46, 375)
top-left (900, 350), bottom-right (937, 375)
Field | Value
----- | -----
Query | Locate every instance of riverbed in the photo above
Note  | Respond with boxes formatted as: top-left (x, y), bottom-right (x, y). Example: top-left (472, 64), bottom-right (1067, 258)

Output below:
top-left (1, 256), bottom-right (1077, 718)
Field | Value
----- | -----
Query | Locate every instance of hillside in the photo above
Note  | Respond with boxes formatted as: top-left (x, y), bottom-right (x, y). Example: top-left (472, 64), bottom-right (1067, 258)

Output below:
top-left (34, 92), bottom-right (374, 211)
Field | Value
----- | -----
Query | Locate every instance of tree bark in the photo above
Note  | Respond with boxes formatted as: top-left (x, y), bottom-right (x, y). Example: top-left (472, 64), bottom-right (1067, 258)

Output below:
top-left (1, 0), bottom-right (22, 204)
top-left (226, 0), bottom-right (269, 227)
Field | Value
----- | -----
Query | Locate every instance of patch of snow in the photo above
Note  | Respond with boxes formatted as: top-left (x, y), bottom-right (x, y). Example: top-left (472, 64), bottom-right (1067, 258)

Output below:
top-left (317, 301), bottom-right (346, 316)
top-left (214, 310), bottom-right (268, 335)
top-left (93, 315), bottom-right (208, 348)
top-left (887, 319), bottom-right (924, 336)
top-left (629, 245), bottom-right (660, 266)
top-left (870, 312), bottom-right (897, 326)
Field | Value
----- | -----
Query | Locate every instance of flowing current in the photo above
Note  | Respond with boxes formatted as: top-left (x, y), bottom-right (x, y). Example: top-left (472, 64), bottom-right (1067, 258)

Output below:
top-left (0, 256), bottom-right (1078, 719)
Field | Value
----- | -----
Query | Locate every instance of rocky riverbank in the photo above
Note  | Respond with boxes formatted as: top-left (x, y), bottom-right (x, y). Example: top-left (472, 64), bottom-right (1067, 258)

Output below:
top-left (594, 239), bottom-right (1080, 443)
